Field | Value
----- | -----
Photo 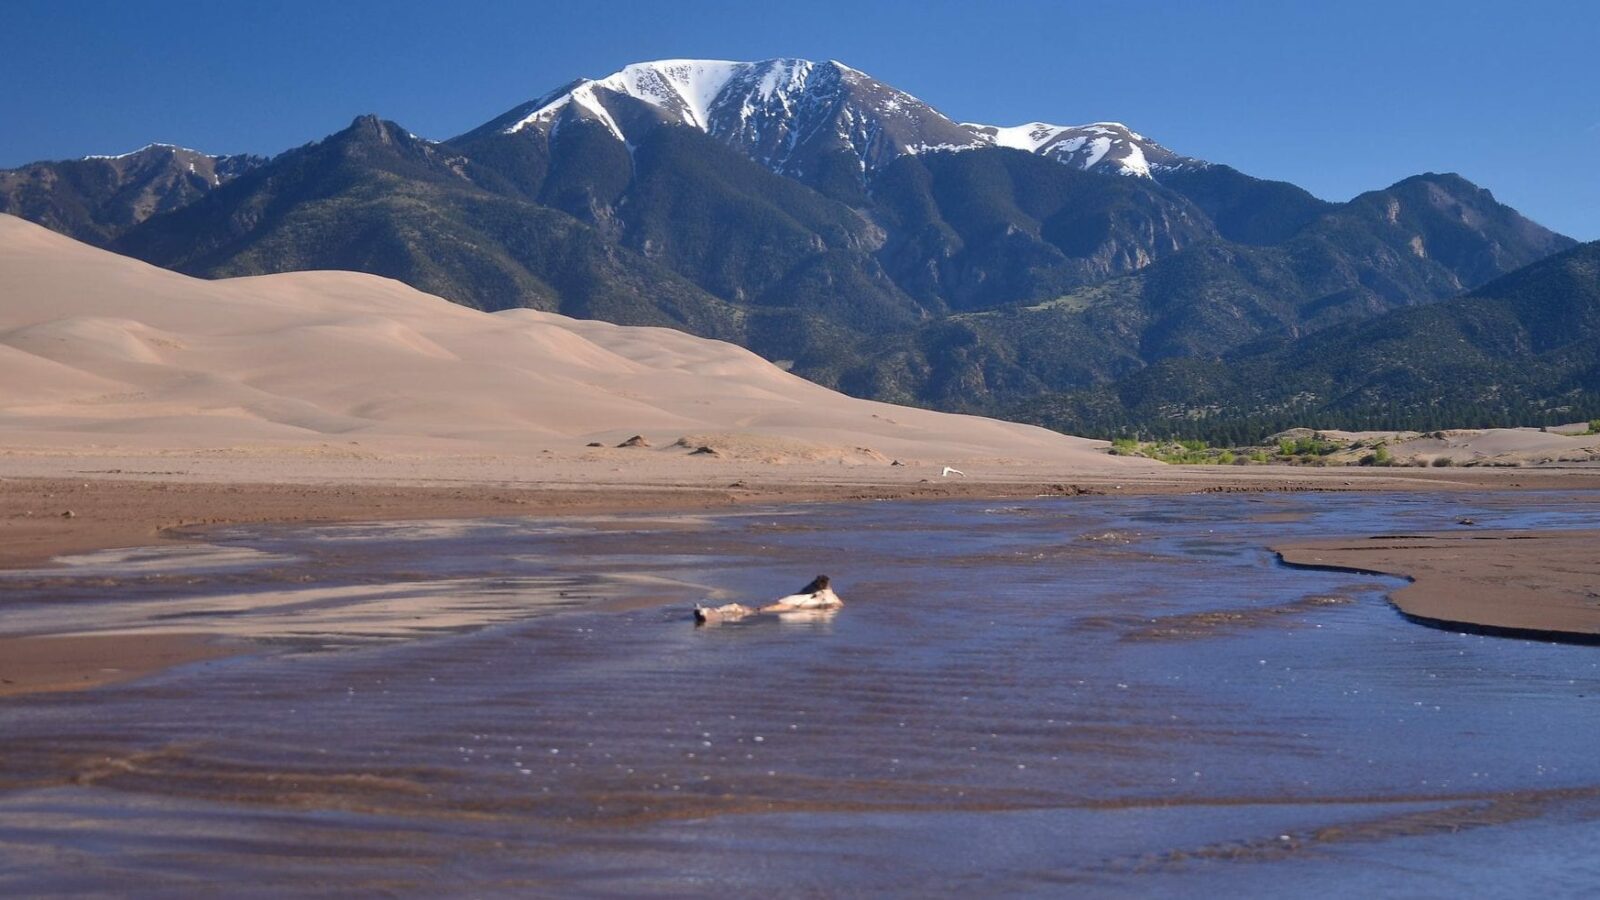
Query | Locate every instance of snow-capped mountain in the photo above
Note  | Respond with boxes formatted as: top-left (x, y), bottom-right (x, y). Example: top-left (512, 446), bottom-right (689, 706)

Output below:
top-left (463, 58), bottom-right (1202, 181)
top-left (466, 58), bottom-right (983, 180)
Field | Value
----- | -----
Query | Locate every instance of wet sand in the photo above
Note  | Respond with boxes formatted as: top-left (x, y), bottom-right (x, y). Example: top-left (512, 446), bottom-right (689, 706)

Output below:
top-left (1277, 530), bottom-right (1600, 642)
top-left (0, 634), bottom-right (236, 698)
top-left (7, 465), bottom-right (1598, 572)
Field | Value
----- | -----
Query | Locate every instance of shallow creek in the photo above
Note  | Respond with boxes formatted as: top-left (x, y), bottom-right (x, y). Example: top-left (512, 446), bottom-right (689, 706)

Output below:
top-left (3, 491), bottom-right (1599, 895)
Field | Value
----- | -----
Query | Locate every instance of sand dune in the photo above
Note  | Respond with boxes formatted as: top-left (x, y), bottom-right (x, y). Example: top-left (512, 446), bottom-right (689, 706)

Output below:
top-left (1395, 428), bottom-right (1600, 464)
top-left (0, 214), bottom-right (1135, 470)
top-left (1316, 427), bottom-right (1600, 466)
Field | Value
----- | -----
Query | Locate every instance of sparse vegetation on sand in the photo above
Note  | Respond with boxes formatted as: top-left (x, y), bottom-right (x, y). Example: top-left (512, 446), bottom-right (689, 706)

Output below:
top-left (1109, 437), bottom-right (1253, 465)
top-left (1109, 428), bottom-right (1380, 466)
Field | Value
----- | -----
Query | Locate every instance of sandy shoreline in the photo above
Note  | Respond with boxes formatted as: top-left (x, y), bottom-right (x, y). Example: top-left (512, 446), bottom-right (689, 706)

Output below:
top-left (8, 461), bottom-right (1598, 571)
top-left (1277, 530), bottom-right (1600, 643)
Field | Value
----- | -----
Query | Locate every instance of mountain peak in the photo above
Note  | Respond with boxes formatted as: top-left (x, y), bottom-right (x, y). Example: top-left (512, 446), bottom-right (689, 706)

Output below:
top-left (343, 113), bottom-right (417, 138)
top-left (466, 57), bottom-right (983, 182)
top-left (325, 115), bottom-right (434, 155)
top-left (499, 58), bottom-right (824, 139)
top-left (1365, 171), bottom-right (1522, 215)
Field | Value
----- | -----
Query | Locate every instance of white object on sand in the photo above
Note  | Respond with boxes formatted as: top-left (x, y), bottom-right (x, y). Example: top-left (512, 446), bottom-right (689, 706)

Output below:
top-left (941, 466), bottom-right (966, 477)
top-left (695, 575), bottom-right (843, 623)
top-left (693, 602), bottom-right (757, 622)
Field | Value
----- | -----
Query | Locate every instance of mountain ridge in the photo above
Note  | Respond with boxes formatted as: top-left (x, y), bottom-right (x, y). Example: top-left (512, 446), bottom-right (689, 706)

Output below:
top-left (1014, 238), bottom-right (1600, 440)
top-left (0, 143), bottom-right (264, 246)
top-left (0, 58), bottom-right (1578, 438)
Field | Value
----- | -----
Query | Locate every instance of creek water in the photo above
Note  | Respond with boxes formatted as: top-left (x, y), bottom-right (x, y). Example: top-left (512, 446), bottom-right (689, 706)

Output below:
top-left (2, 491), bottom-right (1599, 896)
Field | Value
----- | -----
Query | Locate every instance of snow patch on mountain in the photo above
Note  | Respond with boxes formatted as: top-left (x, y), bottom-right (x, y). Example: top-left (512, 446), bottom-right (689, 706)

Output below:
top-left (971, 122), bottom-right (1073, 153)
top-left (508, 59), bottom-right (755, 137)
top-left (82, 143), bottom-right (210, 161)
top-left (961, 121), bottom-right (1197, 177)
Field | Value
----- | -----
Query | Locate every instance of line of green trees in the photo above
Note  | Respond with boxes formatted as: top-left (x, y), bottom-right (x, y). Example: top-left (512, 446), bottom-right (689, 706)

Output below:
top-left (1042, 394), bottom-right (1600, 446)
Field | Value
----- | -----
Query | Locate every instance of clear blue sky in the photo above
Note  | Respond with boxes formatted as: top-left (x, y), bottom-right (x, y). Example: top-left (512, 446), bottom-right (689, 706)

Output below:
top-left (3, 0), bottom-right (1595, 239)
